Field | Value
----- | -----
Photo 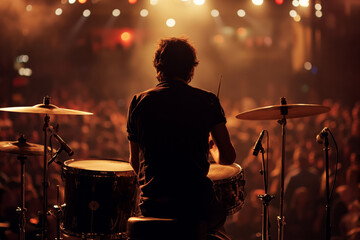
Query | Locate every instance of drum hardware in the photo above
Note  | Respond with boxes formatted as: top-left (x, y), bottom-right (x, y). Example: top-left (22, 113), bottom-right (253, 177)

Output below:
top-left (49, 185), bottom-right (64, 240)
top-left (0, 135), bottom-right (44, 240)
top-left (0, 96), bottom-right (93, 240)
top-left (236, 97), bottom-right (331, 240)
top-left (252, 129), bottom-right (275, 240)
top-left (316, 127), bottom-right (338, 240)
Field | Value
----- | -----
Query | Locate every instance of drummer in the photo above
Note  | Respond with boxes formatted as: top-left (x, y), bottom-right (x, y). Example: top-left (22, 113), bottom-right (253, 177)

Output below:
top-left (127, 37), bottom-right (236, 239)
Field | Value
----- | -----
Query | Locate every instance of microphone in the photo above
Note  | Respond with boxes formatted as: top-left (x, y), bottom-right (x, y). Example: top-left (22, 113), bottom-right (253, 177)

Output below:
top-left (316, 127), bottom-right (329, 144)
top-left (253, 130), bottom-right (265, 156)
top-left (53, 133), bottom-right (74, 156)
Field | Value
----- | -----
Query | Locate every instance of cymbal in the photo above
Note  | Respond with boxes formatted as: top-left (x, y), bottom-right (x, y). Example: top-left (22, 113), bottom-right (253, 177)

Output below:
top-left (236, 104), bottom-right (330, 120)
top-left (0, 140), bottom-right (45, 156)
top-left (0, 103), bottom-right (93, 115)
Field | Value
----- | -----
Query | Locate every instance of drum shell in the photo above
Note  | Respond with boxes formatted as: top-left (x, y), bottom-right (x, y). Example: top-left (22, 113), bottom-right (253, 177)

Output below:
top-left (209, 163), bottom-right (246, 215)
top-left (61, 159), bottom-right (140, 237)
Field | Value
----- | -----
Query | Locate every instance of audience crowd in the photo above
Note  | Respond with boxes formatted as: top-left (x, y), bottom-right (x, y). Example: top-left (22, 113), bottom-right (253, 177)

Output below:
top-left (0, 81), bottom-right (359, 240)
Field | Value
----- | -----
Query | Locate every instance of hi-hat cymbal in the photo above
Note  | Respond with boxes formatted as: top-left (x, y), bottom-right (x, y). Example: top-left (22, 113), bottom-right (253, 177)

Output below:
top-left (236, 104), bottom-right (330, 120)
top-left (0, 103), bottom-right (93, 115)
top-left (0, 141), bottom-right (45, 156)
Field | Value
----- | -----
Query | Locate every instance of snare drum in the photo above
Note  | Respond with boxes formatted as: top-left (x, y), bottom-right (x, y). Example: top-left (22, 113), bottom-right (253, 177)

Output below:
top-left (207, 163), bottom-right (245, 215)
top-left (62, 159), bottom-right (140, 237)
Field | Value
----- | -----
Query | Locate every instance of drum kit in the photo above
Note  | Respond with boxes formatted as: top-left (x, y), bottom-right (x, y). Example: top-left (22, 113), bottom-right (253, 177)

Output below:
top-left (0, 96), bottom-right (330, 240)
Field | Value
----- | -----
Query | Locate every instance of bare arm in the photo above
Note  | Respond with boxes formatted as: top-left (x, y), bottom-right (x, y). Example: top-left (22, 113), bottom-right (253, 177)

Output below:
top-left (129, 141), bottom-right (140, 174)
top-left (209, 122), bottom-right (236, 165)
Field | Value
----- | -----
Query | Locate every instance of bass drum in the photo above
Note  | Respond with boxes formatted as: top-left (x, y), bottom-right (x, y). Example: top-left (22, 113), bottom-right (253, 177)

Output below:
top-left (207, 163), bottom-right (246, 215)
top-left (61, 159), bottom-right (140, 238)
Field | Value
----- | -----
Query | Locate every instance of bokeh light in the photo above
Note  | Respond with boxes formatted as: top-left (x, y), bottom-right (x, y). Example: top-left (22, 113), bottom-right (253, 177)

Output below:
top-left (26, 5), bottom-right (32, 12)
top-left (193, 0), bottom-right (206, 6)
top-left (237, 9), bottom-right (246, 17)
top-left (140, 9), bottom-right (149, 17)
top-left (315, 3), bottom-right (322, 11)
top-left (289, 10), bottom-right (297, 18)
top-left (79, 0), bottom-right (87, 4)
top-left (55, 8), bottom-right (63, 16)
top-left (294, 14), bottom-right (301, 22)
top-left (68, 0), bottom-right (76, 4)
top-left (299, 0), bottom-right (309, 7)
top-left (83, 9), bottom-right (91, 17)
top-left (304, 61), bottom-right (312, 70)
top-left (210, 9), bottom-right (219, 18)
top-left (112, 9), bottom-right (121, 17)
top-left (237, 28), bottom-right (247, 38)
top-left (292, 0), bottom-right (300, 7)
top-left (150, 0), bottom-right (158, 5)
top-left (252, 0), bottom-right (264, 6)
top-left (275, 0), bottom-right (284, 5)
top-left (166, 18), bottom-right (176, 28)
top-left (214, 34), bottom-right (224, 44)
top-left (128, 0), bottom-right (137, 4)
top-left (315, 10), bottom-right (323, 18)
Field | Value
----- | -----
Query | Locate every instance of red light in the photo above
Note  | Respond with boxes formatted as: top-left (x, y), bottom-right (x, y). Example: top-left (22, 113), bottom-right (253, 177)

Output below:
top-left (275, 0), bottom-right (284, 4)
top-left (128, 0), bottom-right (137, 4)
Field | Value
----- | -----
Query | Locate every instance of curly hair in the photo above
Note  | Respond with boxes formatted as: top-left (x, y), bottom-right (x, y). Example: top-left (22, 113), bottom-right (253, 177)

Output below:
top-left (153, 37), bottom-right (199, 83)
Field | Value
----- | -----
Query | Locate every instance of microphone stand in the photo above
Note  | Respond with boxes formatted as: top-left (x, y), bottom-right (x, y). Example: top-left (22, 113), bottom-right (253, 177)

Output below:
top-left (322, 132), bottom-right (331, 240)
top-left (258, 143), bottom-right (275, 240)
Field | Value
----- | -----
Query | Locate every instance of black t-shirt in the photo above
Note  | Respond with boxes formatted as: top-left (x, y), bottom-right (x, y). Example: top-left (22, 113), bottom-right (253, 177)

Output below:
top-left (127, 80), bottom-right (226, 205)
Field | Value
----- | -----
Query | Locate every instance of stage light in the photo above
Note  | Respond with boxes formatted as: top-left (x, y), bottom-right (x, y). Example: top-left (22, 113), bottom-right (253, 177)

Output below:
top-left (55, 8), bottom-right (63, 16)
top-left (121, 32), bottom-right (132, 42)
top-left (289, 10), bottom-right (297, 18)
top-left (210, 9), bottom-right (219, 18)
top-left (26, 5), bottom-right (32, 12)
top-left (315, 3), bottom-right (322, 11)
top-left (166, 18), bottom-right (176, 28)
top-left (264, 36), bottom-right (272, 46)
top-left (315, 10), bottom-right (322, 18)
top-left (292, 0), bottom-right (300, 7)
top-left (150, 0), bottom-right (158, 5)
top-left (193, 0), bottom-right (205, 6)
top-left (83, 9), bottom-right (91, 17)
top-left (128, 0), bottom-right (137, 4)
top-left (69, 0), bottom-right (76, 4)
top-left (252, 0), bottom-right (263, 6)
top-left (16, 55), bottom-right (29, 63)
top-left (299, 0), bottom-right (309, 7)
top-left (79, 0), bottom-right (87, 4)
top-left (294, 15), bottom-right (301, 22)
top-left (18, 68), bottom-right (32, 77)
top-left (214, 34), bottom-right (224, 44)
top-left (304, 61), bottom-right (312, 70)
top-left (237, 9), bottom-right (246, 17)
top-left (140, 9), bottom-right (149, 17)
top-left (112, 9), bottom-right (121, 17)
top-left (237, 27), bottom-right (247, 38)
top-left (275, 0), bottom-right (284, 5)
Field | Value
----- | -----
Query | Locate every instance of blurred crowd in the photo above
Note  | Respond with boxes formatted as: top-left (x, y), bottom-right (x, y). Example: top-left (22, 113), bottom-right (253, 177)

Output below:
top-left (0, 82), bottom-right (359, 240)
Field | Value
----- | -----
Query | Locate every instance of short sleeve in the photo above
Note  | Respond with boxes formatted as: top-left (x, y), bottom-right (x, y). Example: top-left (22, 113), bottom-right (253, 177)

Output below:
top-left (210, 94), bottom-right (226, 128)
top-left (127, 95), bottom-right (139, 142)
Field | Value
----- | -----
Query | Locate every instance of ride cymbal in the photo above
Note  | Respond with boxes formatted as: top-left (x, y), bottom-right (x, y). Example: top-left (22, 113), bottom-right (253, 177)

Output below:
top-left (236, 104), bottom-right (330, 120)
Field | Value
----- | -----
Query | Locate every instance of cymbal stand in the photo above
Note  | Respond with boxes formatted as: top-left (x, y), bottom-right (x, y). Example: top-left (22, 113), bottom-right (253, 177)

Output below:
top-left (51, 185), bottom-right (63, 240)
top-left (258, 141), bottom-right (275, 240)
top-left (40, 97), bottom-right (51, 240)
top-left (277, 97), bottom-right (287, 240)
top-left (16, 152), bottom-right (27, 240)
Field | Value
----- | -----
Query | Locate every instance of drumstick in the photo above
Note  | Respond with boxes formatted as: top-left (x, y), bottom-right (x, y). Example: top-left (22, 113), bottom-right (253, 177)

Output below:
top-left (216, 75), bottom-right (222, 99)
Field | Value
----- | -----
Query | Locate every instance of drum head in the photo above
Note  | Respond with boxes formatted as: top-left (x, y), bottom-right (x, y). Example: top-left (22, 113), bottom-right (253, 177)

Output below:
top-left (63, 159), bottom-right (134, 176)
top-left (207, 163), bottom-right (242, 181)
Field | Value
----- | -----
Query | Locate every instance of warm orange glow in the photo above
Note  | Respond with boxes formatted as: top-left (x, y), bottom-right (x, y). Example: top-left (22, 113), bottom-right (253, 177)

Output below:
top-left (237, 27), bottom-right (247, 37)
top-left (275, 0), bottom-right (284, 4)
top-left (121, 32), bottom-right (131, 42)
top-left (214, 35), bottom-right (224, 44)
top-left (128, 0), bottom-right (137, 4)
top-left (78, 0), bottom-right (87, 4)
